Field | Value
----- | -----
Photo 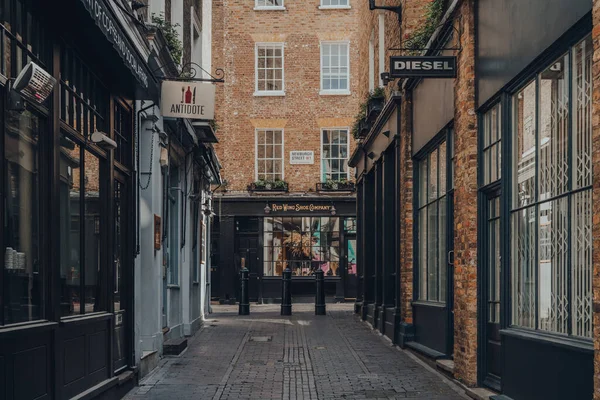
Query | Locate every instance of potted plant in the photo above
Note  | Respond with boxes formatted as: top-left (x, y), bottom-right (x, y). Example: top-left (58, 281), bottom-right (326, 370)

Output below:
top-left (248, 179), bottom-right (289, 192)
top-left (318, 178), bottom-right (356, 192)
top-left (366, 87), bottom-right (385, 122)
top-left (352, 101), bottom-right (368, 140)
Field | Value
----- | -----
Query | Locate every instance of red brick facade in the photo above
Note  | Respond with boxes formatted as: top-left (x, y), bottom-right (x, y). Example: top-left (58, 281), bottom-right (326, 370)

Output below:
top-left (212, 1), bottom-right (360, 193)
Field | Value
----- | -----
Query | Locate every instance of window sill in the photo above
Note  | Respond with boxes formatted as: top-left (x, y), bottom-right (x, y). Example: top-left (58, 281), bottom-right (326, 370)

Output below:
top-left (318, 5), bottom-right (351, 9)
top-left (320, 90), bottom-right (351, 96)
top-left (254, 6), bottom-right (286, 11)
top-left (501, 327), bottom-right (593, 354)
top-left (411, 300), bottom-right (447, 308)
top-left (167, 284), bottom-right (181, 290)
top-left (254, 91), bottom-right (286, 97)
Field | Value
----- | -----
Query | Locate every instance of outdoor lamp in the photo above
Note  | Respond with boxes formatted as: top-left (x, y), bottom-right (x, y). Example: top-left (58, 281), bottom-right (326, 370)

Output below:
top-left (264, 204), bottom-right (272, 214)
top-left (330, 205), bottom-right (337, 216)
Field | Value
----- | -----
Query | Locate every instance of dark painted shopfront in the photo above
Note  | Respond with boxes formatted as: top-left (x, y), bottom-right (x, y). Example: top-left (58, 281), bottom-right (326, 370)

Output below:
top-left (477, 0), bottom-right (593, 398)
top-left (212, 197), bottom-right (357, 303)
top-left (0, 1), bottom-right (157, 399)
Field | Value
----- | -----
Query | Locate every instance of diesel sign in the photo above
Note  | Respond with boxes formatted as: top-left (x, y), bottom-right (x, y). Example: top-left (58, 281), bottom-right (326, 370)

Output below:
top-left (389, 56), bottom-right (457, 78)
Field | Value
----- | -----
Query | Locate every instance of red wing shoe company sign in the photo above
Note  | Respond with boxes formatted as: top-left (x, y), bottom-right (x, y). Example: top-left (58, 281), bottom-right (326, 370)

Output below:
top-left (389, 56), bottom-right (457, 78)
top-left (161, 81), bottom-right (215, 120)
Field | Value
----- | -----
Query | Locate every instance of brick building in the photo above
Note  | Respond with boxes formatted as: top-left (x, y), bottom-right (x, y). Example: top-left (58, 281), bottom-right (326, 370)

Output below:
top-left (211, 0), bottom-right (361, 302)
top-left (350, 0), bottom-right (600, 399)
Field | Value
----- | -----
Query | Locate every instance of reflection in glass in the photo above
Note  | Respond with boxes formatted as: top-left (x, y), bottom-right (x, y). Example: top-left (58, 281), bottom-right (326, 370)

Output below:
top-left (3, 111), bottom-right (43, 324)
top-left (60, 134), bottom-right (81, 316)
top-left (513, 80), bottom-right (536, 208)
top-left (84, 151), bottom-right (102, 313)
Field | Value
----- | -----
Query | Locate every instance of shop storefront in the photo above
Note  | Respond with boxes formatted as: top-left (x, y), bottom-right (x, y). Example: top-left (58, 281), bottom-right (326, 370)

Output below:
top-left (212, 197), bottom-right (356, 303)
top-left (477, 1), bottom-right (593, 398)
top-left (0, 0), bottom-right (158, 398)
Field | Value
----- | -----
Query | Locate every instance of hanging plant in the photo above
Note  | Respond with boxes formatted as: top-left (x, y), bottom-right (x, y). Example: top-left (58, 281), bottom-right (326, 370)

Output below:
top-left (403, 0), bottom-right (446, 55)
top-left (151, 13), bottom-right (183, 65)
top-left (351, 88), bottom-right (387, 139)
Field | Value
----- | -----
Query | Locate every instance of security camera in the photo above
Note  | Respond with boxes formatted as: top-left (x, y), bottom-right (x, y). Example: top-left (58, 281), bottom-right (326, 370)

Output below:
top-left (91, 131), bottom-right (117, 150)
top-left (13, 61), bottom-right (57, 104)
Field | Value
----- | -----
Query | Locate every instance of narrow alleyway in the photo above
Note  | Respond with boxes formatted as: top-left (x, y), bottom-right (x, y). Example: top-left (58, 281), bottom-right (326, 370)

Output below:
top-left (125, 304), bottom-right (467, 400)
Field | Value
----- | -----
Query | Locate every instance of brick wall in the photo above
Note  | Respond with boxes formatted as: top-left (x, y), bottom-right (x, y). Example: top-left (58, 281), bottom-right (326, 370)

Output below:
top-left (212, 1), bottom-right (361, 193)
top-left (452, 0), bottom-right (478, 387)
top-left (592, 0), bottom-right (600, 398)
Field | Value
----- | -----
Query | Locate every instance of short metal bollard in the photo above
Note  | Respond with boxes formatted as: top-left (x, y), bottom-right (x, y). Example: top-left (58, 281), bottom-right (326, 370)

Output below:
top-left (281, 267), bottom-right (292, 316)
top-left (315, 269), bottom-right (326, 315)
top-left (239, 266), bottom-right (250, 315)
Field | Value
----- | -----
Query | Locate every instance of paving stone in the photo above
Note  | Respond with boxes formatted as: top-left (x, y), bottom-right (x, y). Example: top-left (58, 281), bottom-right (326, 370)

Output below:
top-left (124, 304), bottom-right (468, 400)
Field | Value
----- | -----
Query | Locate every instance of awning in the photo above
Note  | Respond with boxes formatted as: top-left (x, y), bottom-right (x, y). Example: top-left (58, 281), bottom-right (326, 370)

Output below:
top-left (192, 121), bottom-right (218, 143)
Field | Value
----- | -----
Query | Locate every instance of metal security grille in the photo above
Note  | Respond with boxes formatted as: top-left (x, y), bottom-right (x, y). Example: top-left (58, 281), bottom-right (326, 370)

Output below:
top-left (511, 36), bottom-right (592, 338)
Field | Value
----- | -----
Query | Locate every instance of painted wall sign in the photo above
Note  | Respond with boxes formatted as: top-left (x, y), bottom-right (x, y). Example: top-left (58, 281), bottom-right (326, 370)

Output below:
top-left (161, 81), bottom-right (215, 120)
top-left (290, 151), bottom-right (314, 164)
top-left (389, 56), bottom-right (457, 78)
top-left (79, 0), bottom-right (150, 88)
top-left (270, 203), bottom-right (333, 213)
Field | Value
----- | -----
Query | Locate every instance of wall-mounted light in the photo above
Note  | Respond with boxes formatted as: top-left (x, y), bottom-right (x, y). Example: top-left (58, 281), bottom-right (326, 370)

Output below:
top-left (264, 204), bottom-right (272, 214)
top-left (203, 199), bottom-right (212, 216)
top-left (381, 72), bottom-right (391, 86)
top-left (330, 205), bottom-right (337, 216)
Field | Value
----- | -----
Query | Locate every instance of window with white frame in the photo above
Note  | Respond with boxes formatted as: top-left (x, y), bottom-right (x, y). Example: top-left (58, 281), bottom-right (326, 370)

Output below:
top-left (255, 0), bottom-right (284, 7)
top-left (322, 129), bottom-right (349, 181)
top-left (511, 35), bottom-right (592, 338)
top-left (320, 0), bottom-right (349, 7)
top-left (256, 129), bottom-right (284, 181)
top-left (321, 42), bottom-right (350, 93)
top-left (256, 44), bottom-right (284, 94)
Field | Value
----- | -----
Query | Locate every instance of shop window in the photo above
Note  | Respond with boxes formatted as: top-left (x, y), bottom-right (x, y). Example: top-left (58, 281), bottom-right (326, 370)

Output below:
top-left (320, 0), bottom-right (350, 8)
top-left (59, 134), bottom-right (105, 316)
top-left (255, 43), bottom-right (284, 95)
top-left (511, 36), bottom-right (592, 338)
top-left (255, 0), bottom-right (284, 9)
top-left (60, 44), bottom-right (109, 138)
top-left (344, 217), bottom-right (356, 234)
top-left (416, 136), bottom-right (452, 303)
top-left (263, 217), bottom-right (341, 277)
top-left (168, 166), bottom-right (180, 285)
top-left (482, 103), bottom-right (501, 186)
top-left (322, 128), bottom-right (349, 181)
top-left (256, 129), bottom-right (284, 181)
top-left (320, 42), bottom-right (350, 94)
top-left (2, 110), bottom-right (44, 324)
top-left (114, 101), bottom-right (133, 168)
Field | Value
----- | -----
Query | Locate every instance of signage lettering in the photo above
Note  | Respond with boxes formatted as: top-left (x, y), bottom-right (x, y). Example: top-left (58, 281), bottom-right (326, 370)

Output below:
top-left (79, 0), bottom-right (149, 89)
top-left (161, 81), bottom-right (216, 120)
top-left (389, 56), bottom-right (457, 78)
top-left (290, 151), bottom-right (314, 165)
top-left (270, 203), bottom-right (332, 213)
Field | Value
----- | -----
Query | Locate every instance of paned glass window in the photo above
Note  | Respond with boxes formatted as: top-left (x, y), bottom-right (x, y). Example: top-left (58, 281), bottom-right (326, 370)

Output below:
top-left (3, 111), bottom-right (44, 324)
top-left (255, 0), bottom-right (283, 7)
top-left (114, 101), bottom-right (133, 168)
top-left (59, 134), bottom-right (104, 316)
top-left (321, 0), bottom-right (349, 6)
top-left (482, 104), bottom-right (502, 185)
top-left (511, 36), bottom-right (592, 338)
top-left (417, 136), bottom-right (452, 303)
top-left (263, 217), bottom-right (341, 277)
top-left (322, 129), bottom-right (349, 181)
top-left (256, 129), bottom-right (283, 181)
top-left (256, 44), bottom-right (284, 93)
top-left (321, 42), bottom-right (350, 92)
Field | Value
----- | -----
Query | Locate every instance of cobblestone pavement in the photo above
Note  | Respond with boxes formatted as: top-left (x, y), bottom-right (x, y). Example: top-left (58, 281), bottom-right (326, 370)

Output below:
top-left (125, 304), bottom-right (468, 400)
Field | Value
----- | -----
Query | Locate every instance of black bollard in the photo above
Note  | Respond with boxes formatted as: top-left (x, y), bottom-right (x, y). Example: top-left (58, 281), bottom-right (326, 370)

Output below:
top-left (239, 259), bottom-right (250, 315)
top-left (315, 269), bottom-right (326, 315)
top-left (281, 266), bottom-right (292, 316)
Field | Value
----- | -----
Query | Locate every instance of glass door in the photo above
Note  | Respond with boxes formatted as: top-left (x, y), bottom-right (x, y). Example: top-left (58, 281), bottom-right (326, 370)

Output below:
top-left (483, 193), bottom-right (501, 389)
top-left (345, 235), bottom-right (357, 298)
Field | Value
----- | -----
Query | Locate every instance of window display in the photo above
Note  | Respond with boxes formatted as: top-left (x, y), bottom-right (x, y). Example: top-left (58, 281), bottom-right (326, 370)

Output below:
top-left (263, 217), bottom-right (341, 276)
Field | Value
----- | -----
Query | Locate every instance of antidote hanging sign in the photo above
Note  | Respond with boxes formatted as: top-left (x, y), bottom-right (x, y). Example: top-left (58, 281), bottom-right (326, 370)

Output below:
top-left (389, 56), bottom-right (457, 78)
top-left (161, 81), bottom-right (215, 120)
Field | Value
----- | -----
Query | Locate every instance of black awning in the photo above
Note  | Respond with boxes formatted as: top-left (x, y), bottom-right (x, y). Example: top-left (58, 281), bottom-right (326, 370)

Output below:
top-left (192, 121), bottom-right (218, 143)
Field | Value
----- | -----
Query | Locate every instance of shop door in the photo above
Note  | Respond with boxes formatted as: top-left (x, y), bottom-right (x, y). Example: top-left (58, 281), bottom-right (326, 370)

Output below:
top-left (113, 174), bottom-right (131, 372)
top-left (345, 235), bottom-right (357, 298)
top-left (483, 193), bottom-right (502, 389)
top-left (237, 234), bottom-right (260, 302)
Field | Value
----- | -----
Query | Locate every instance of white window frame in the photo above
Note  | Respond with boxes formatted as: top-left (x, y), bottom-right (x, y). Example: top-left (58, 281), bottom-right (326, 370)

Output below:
top-left (254, 0), bottom-right (285, 11)
top-left (255, 129), bottom-right (285, 181)
top-left (254, 43), bottom-right (285, 97)
top-left (319, 0), bottom-right (351, 9)
top-left (320, 41), bottom-right (351, 96)
top-left (320, 127), bottom-right (350, 181)
top-left (190, 6), bottom-right (202, 74)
